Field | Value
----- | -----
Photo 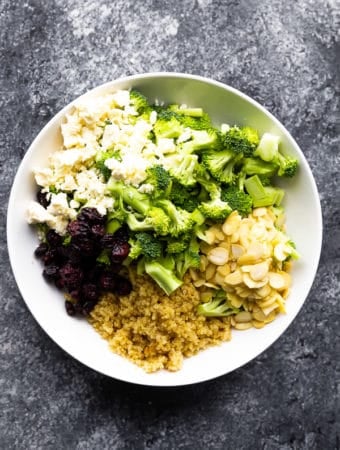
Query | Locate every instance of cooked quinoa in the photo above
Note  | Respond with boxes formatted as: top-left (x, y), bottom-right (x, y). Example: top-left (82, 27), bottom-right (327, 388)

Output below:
top-left (89, 271), bottom-right (231, 372)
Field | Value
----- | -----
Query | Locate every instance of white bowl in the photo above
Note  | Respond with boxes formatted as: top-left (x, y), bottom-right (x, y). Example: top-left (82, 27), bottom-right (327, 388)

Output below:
top-left (7, 73), bottom-right (322, 386)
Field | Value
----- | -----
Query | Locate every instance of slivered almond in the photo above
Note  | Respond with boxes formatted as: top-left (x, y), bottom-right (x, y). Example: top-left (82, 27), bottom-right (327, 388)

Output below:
top-left (268, 272), bottom-right (286, 290)
top-left (243, 273), bottom-right (268, 289)
top-left (250, 261), bottom-right (269, 281)
top-left (207, 247), bottom-right (229, 265)
top-left (225, 270), bottom-right (243, 285)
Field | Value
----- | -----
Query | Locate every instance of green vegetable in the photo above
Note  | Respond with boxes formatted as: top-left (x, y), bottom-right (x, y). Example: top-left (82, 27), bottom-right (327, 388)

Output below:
top-left (222, 126), bottom-right (259, 157)
top-left (144, 260), bottom-right (183, 295)
top-left (221, 185), bottom-right (253, 217)
top-left (244, 175), bottom-right (284, 207)
top-left (198, 290), bottom-right (241, 317)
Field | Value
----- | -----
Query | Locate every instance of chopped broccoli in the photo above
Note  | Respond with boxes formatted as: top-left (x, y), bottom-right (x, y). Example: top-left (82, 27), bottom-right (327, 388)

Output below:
top-left (241, 157), bottom-right (278, 177)
top-left (128, 232), bottom-right (163, 260)
top-left (276, 153), bottom-right (298, 178)
top-left (129, 90), bottom-right (150, 114)
top-left (107, 181), bottom-right (151, 215)
top-left (221, 185), bottom-right (253, 217)
top-left (222, 126), bottom-right (259, 157)
top-left (179, 112), bottom-right (213, 130)
top-left (244, 175), bottom-right (284, 207)
top-left (168, 104), bottom-right (204, 117)
top-left (175, 237), bottom-right (201, 279)
top-left (166, 153), bottom-right (199, 186)
top-left (156, 199), bottom-right (194, 236)
top-left (254, 133), bottom-right (298, 177)
top-left (126, 208), bottom-right (171, 236)
top-left (199, 198), bottom-right (232, 220)
top-left (197, 289), bottom-right (241, 317)
top-left (166, 240), bottom-right (189, 254)
top-left (153, 110), bottom-right (184, 139)
top-left (169, 182), bottom-right (200, 212)
top-left (146, 165), bottom-right (172, 197)
top-left (144, 260), bottom-right (183, 295)
top-left (202, 148), bottom-right (243, 184)
top-left (181, 129), bottom-right (222, 153)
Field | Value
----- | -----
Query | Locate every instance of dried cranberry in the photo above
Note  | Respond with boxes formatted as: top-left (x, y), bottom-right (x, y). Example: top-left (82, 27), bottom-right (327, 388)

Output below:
top-left (91, 223), bottom-right (106, 239)
top-left (65, 300), bottom-right (76, 316)
top-left (100, 234), bottom-right (116, 249)
top-left (111, 241), bottom-right (130, 263)
top-left (67, 220), bottom-right (90, 238)
top-left (34, 242), bottom-right (49, 259)
top-left (59, 263), bottom-right (83, 291)
top-left (55, 278), bottom-right (65, 290)
top-left (42, 249), bottom-right (59, 266)
top-left (87, 265), bottom-right (103, 282)
top-left (114, 276), bottom-right (132, 296)
top-left (36, 190), bottom-right (50, 208)
top-left (82, 283), bottom-right (98, 302)
top-left (78, 208), bottom-right (106, 225)
top-left (72, 238), bottom-right (99, 258)
top-left (46, 229), bottom-right (63, 247)
top-left (42, 265), bottom-right (60, 282)
top-left (99, 271), bottom-right (117, 291)
top-left (114, 226), bottom-right (129, 243)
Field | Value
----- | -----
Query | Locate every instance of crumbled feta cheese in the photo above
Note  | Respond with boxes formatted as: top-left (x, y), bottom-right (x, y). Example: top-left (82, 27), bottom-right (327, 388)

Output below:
top-left (27, 201), bottom-right (55, 226)
top-left (138, 183), bottom-right (154, 194)
top-left (112, 90), bottom-right (130, 108)
top-left (105, 152), bottom-right (151, 186)
top-left (47, 193), bottom-right (77, 221)
top-left (221, 123), bottom-right (230, 133)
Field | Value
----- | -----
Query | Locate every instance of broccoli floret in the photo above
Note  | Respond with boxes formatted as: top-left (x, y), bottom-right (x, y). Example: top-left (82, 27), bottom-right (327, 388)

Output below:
top-left (166, 153), bottom-right (199, 186)
top-left (181, 129), bottom-right (222, 153)
top-left (202, 148), bottom-right (243, 184)
top-left (179, 112), bottom-right (213, 130)
top-left (153, 110), bottom-right (184, 139)
top-left (221, 185), bottom-right (253, 217)
top-left (199, 198), bottom-right (232, 221)
top-left (126, 208), bottom-right (171, 236)
top-left (144, 260), bottom-right (183, 295)
top-left (168, 104), bottom-right (204, 117)
top-left (95, 148), bottom-right (121, 181)
top-left (175, 237), bottom-right (201, 279)
top-left (128, 232), bottom-right (163, 260)
top-left (166, 240), bottom-right (189, 254)
top-left (197, 289), bottom-right (241, 317)
top-left (129, 90), bottom-right (150, 114)
top-left (222, 126), bottom-right (259, 157)
top-left (241, 157), bottom-right (278, 177)
top-left (244, 175), bottom-right (284, 207)
top-left (156, 199), bottom-right (194, 237)
top-left (169, 182), bottom-right (200, 212)
top-left (107, 181), bottom-right (151, 215)
top-left (276, 154), bottom-right (298, 178)
top-left (146, 165), bottom-right (172, 197)
top-left (254, 133), bottom-right (298, 177)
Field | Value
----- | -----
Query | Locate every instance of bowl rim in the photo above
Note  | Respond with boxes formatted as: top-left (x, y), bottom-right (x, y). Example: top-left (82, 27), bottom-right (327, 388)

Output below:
top-left (7, 72), bottom-right (323, 386)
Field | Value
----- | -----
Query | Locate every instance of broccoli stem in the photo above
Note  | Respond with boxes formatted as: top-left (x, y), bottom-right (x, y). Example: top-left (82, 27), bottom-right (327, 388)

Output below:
top-left (144, 260), bottom-right (183, 295)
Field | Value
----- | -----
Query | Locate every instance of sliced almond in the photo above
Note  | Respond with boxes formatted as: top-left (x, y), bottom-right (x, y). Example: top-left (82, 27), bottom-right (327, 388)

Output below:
top-left (205, 263), bottom-right (216, 281)
top-left (250, 261), bottom-right (269, 281)
top-left (234, 311), bottom-right (252, 323)
top-left (222, 211), bottom-right (241, 235)
top-left (252, 207), bottom-right (267, 217)
top-left (268, 272), bottom-right (286, 290)
top-left (231, 244), bottom-right (244, 259)
top-left (256, 284), bottom-right (271, 298)
top-left (225, 270), bottom-right (243, 285)
top-left (234, 322), bottom-right (252, 330)
top-left (243, 273), bottom-right (268, 289)
top-left (207, 247), bottom-right (229, 265)
top-left (252, 320), bottom-right (265, 329)
top-left (252, 307), bottom-right (267, 322)
top-left (217, 264), bottom-right (231, 277)
top-left (227, 293), bottom-right (243, 308)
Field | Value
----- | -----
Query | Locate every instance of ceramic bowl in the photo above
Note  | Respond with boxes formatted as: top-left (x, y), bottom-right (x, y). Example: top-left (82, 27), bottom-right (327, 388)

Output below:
top-left (7, 73), bottom-right (322, 386)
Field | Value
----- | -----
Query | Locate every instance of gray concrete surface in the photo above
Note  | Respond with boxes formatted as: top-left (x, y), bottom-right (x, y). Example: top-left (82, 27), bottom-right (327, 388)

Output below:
top-left (1, 0), bottom-right (339, 449)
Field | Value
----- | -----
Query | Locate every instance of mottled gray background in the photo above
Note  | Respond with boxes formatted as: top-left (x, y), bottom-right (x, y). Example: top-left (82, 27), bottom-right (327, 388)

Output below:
top-left (1, 0), bottom-right (339, 449)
